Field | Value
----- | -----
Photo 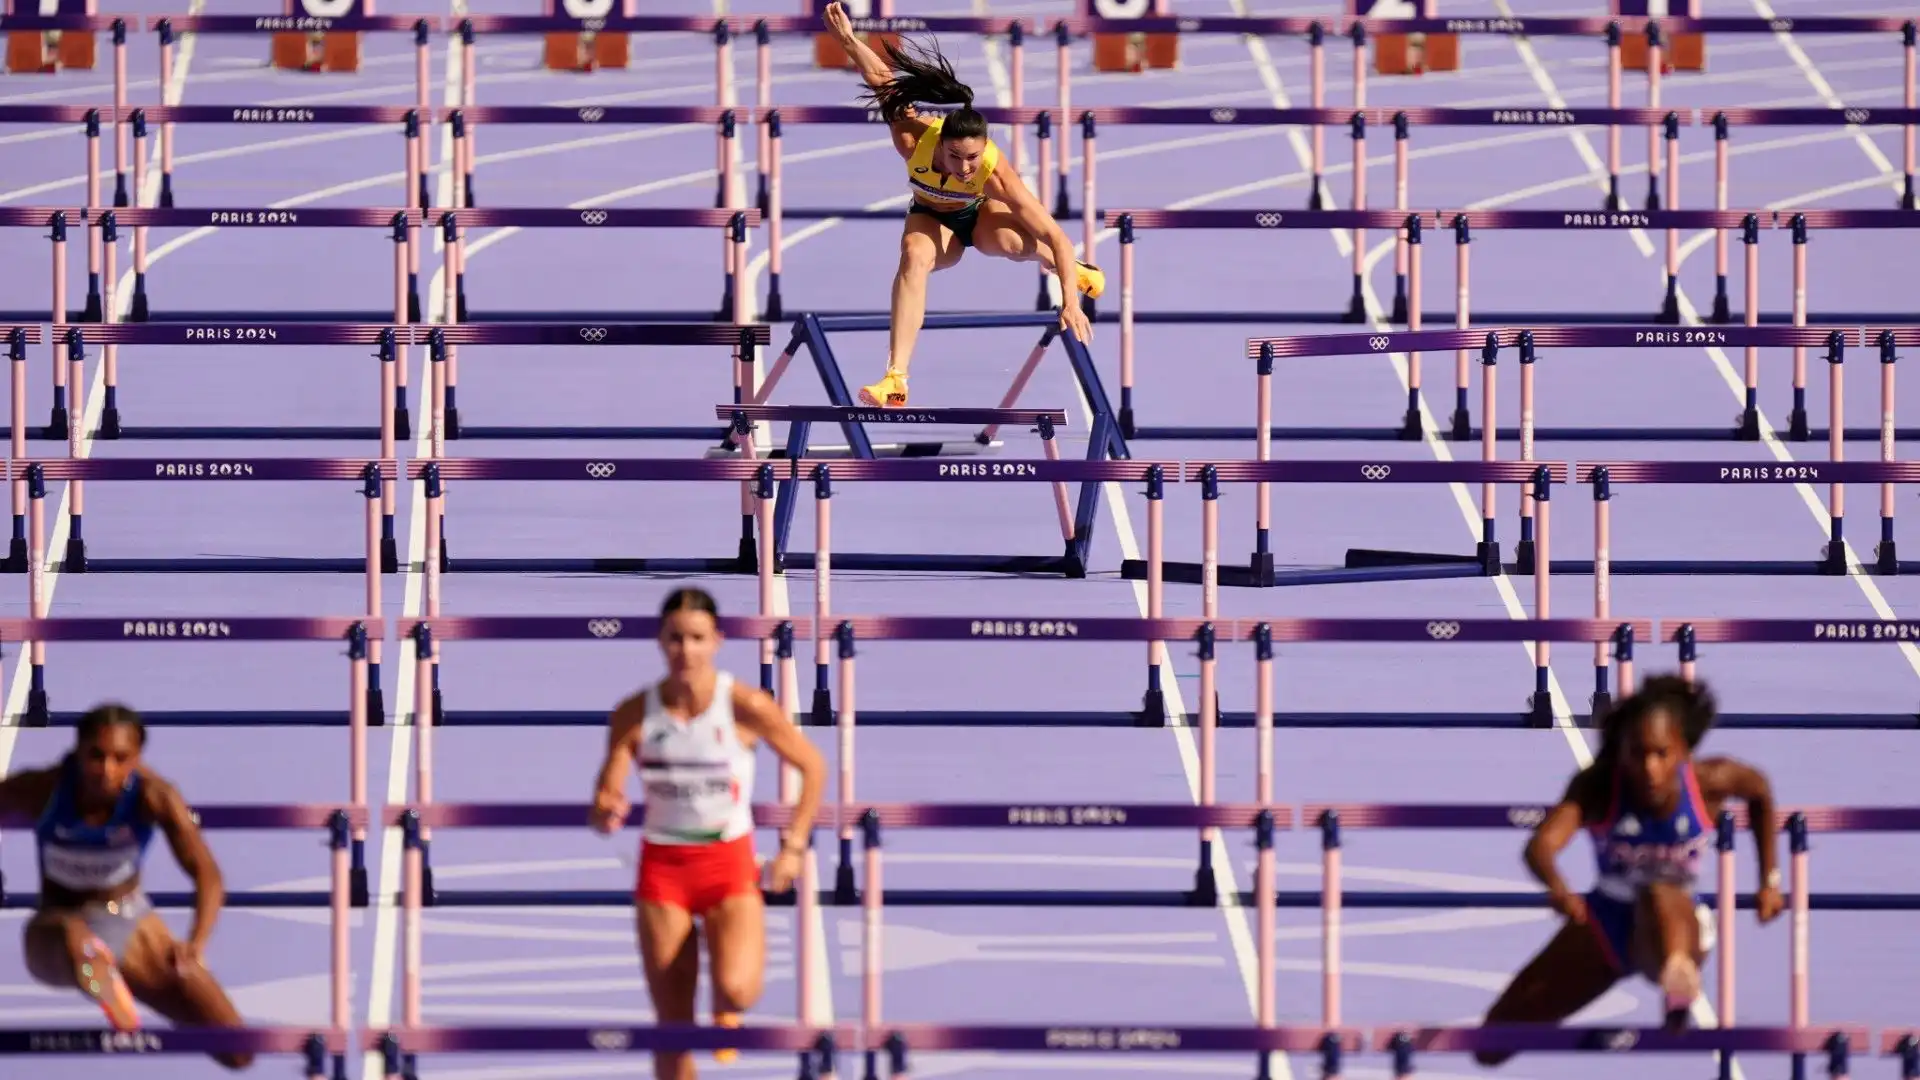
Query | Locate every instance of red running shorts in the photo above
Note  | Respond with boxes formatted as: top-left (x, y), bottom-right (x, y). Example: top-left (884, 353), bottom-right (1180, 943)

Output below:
top-left (636, 835), bottom-right (759, 915)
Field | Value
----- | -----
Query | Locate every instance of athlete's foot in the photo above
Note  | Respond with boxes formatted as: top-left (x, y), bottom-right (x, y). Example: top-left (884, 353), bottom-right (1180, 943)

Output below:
top-left (858, 369), bottom-right (909, 408)
top-left (79, 937), bottom-right (141, 1030)
top-left (714, 1011), bottom-right (743, 1063)
top-left (1075, 260), bottom-right (1106, 300)
top-left (1659, 954), bottom-right (1699, 1031)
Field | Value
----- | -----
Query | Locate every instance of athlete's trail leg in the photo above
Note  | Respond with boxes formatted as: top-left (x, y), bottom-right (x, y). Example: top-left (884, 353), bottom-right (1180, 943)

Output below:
top-left (1633, 882), bottom-right (1704, 1029)
top-left (1475, 921), bottom-right (1620, 1068)
top-left (638, 902), bottom-right (702, 1080)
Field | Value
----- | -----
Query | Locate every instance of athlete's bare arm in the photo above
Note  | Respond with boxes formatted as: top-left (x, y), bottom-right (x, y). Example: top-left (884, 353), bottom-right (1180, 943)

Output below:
top-left (823, 1), bottom-right (928, 157)
top-left (731, 682), bottom-right (826, 843)
top-left (984, 166), bottom-right (1084, 325)
top-left (1693, 755), bottom-right (1783, 919)
top-left (144, 773), bottom-right (225, 955)
top-left (590, 696), bottom-right (644, 834)
top-left (1523, 769), bottom-right (1603, 922)
top-left (0, 766), bottom-right (57, 817)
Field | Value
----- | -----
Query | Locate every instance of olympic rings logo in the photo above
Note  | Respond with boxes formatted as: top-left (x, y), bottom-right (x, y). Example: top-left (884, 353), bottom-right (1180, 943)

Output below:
top-left (1425, 621), bottom-right (1461, 640)
top-left (1368, 336), bottom-right (1391, 351)
top-left (1845, 109), bottom-right (1869, 125)
top-left (578, 108), bottom-right (606, 123)
top-left (587, 619), bottom-right (624, 638)
top-left (585, 463), bottom-right (616, 479)
top-left (580, 211), bottom-right (608, 225)
top-left (1360, 465), bottom-right (1391, 480)
top-left (587, 1029), bottom-right (629, 1050)
top-left (1254, 213), bottom-right (1281, 227)
top-left (580, 327), bottom-right (609, 342)
top-left (1210, 107), bottom-right (1236, 123)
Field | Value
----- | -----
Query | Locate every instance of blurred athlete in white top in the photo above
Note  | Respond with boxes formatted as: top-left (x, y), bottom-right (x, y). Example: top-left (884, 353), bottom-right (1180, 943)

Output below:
top-left (590, 587), bottom-right (825, 1080)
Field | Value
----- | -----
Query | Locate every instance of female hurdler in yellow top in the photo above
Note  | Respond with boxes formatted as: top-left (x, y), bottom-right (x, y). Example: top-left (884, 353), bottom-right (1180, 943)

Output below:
top-left (822, 1), bottom-right (1102, 409)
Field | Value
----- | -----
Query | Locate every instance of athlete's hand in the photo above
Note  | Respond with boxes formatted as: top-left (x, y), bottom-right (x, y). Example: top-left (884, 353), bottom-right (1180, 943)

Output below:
top-left (1754, 883), bottom-right (1785, 924)
top-left (764, 849), bottom-right (804, 893)
top-left (588, 789), bottom-right (629, 834)
top-left (168, 939), bottom-right (203, 974)
top-left (1546, 885), bottom-right (1587, 925)
top-left (1059, 299), bottom-right (1093, 346)
top-left (823, 2), bottom-right (856, 43)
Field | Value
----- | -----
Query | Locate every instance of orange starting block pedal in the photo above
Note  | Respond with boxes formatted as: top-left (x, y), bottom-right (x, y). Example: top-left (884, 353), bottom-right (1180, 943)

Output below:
top-left (1373, 32), bottom-right (1458, 75)
top-left (272, 30), bottom-right (362, 73)
top-left (1620, 31), bottom-right (1705, 72)
top-left (543, 30), bottom-right (630, 71)
top-left (1092, 32), bottom-right (1177, 72)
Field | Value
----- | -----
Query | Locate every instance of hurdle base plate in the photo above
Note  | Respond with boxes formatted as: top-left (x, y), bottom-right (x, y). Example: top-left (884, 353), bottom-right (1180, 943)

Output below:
top-left (52, 557), bottom-right (371, 574)
top-left (1122, 558), bottom-right (1489, 587)
top-left (779, 551), bottom-right (1086, 578)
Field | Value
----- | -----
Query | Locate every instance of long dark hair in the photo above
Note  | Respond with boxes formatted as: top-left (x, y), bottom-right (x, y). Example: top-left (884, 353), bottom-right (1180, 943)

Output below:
top-left (1586, 675), bottom-right (1716, 791)
top-left (859, 37), bottom-right (990, 142)
top-left (659, 587), bottom-right (720, 619)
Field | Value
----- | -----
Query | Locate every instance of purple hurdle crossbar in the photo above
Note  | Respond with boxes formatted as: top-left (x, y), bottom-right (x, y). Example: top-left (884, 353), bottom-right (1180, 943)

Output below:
top-left (416, 322), bottom-right (769, 443)
top-left (1374, 1023), bottom-right (1869, 1079)
top-left (392, 615), bottom-right (816, 1050)
top-left (0, 1025), bottom-right (348, 1077)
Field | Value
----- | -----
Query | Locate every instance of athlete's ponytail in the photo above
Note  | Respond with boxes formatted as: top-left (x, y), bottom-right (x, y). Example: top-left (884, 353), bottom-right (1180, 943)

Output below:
top-left (1587, 675), bottom-right (1717, 789)
top-left (860, 37), bottom-right (991, 142)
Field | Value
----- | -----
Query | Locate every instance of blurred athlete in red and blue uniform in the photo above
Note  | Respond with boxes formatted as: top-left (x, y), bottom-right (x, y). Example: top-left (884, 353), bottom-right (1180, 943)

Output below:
top-left (1477, 676), bottom-right (1785, 1067)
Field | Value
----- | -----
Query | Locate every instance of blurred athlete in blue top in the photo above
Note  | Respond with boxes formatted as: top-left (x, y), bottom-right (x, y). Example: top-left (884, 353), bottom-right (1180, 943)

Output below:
top-left (0, 705), bottom-right (251, 1070)
top-left (1477, 676), bottom-right (1784, 1067)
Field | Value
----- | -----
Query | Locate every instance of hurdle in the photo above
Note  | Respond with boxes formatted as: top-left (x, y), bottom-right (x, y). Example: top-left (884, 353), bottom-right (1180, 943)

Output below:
top-left (0, 613), bottom-right (378, 912)
top-left (150, 12), bottom-right (436, 96)
top-left (437, 105), bottom-right (739, 224)
top-left (1884, 1032), bottom-right (1920, 1076)
top-left (735, 312), bottom-right (1125, 460)
top-left (434, 207), bottom-right (760, 325)
top-left (1668, 615), bottom-right (1920, 731)
top-left (0, 106), bottom-right (130, 325)
top-left (100, 207), bottom-right (425, 326)
top-left (1378, 1026), bottom-right (1866, 1080)
top-left (123, 103), bottom-right (424, 214)
top-left (406, 458), bottom-right (778, 622)
top-left (416, 322), bottom-right (768, 441)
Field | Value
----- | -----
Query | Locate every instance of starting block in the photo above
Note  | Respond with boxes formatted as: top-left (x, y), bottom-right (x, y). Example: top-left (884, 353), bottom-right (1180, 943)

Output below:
top-left (5, 0), bottom-right (95, 73)
top-left (1087, 0), bottom-right (1178, 73)
top-left (272, 0), bottom-right (365, 73)
top-left (1355, 0), bottom-right (1458, 76)
top-left (541, 0), bottom-right (630, 71)
top-left (1615, 1), bottom-right (1705, 72)
top-left (808, 0), bottom-right (898, 70)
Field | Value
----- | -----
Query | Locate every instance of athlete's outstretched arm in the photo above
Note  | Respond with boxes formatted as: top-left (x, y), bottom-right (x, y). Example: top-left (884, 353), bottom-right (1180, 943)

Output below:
top-left (1694, 756), bottom-right (1784, 920)
top-left (984, 167), bottom-right (1092, 342)
top-left (823, 2), bottom-right (927, 156)
top-left (148, 774), bottom-right (226, 958)
top-left (589, 698), bottom-right (643, 833)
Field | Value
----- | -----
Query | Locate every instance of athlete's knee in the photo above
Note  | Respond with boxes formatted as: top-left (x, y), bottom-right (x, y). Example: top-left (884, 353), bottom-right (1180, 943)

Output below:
top-left (214, 1051), bottom-right (254, 1071)
top-left (713, 966), bottom-right (763, 1012)
top-left (1474, 1050), bottom-right (1515, 1068)
top-left (897, 237), bottom-right (938, 277)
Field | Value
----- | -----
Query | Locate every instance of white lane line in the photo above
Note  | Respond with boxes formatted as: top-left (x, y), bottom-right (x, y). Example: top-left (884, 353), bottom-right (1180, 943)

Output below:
top-left (1747, 0), bottom-right (1906, 198)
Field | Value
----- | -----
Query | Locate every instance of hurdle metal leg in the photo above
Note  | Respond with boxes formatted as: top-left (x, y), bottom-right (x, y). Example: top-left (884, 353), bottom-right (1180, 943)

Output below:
top-left (1606, 24), bottom-right (1623, 210)
top-left (129, 113), bottom-right (150, 322)
top-left (1344, 113), bottom-right (1368, 322)
top-left (98, 213), bottom-right (121, 438)
top-left (1711, 114), bottom-right (1732, 323)
top-left (48, 212), bottom-right (70, 438)
top-left (84, 110), bottom-right (103, 323)
top-left (5, 329), bottom-right (28, 573)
